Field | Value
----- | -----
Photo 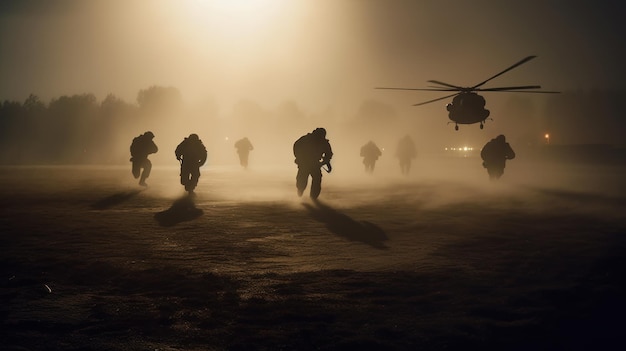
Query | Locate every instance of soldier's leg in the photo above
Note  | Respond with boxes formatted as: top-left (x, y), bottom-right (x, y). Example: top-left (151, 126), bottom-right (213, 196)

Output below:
top-left (296, 167), bottom-right (309, 197)
top-left (139, 159), bottom-right (151, 185)
top-left (180, 165), bottom-right (189, 186)
top-left (494, 167), bottom-right (504, 179)
top-left (487, 167), bottom-right (499, 180)
top-left (193, 168), bottom-right (201, 189)
top-left (132, 160), bottom-right (141, 179)
top-left (310, 168), bottom-right (323, 199)
top-left (186, 167), bottom-right (201, 191)
top-left (184, 171), bottom-right (192, 191)
top-left (487, 164), bottom-right (504, 180)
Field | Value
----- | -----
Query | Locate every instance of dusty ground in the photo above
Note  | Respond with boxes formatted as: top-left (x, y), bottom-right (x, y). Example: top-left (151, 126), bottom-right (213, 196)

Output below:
top-left (1, 159), bottom-right (625, 350)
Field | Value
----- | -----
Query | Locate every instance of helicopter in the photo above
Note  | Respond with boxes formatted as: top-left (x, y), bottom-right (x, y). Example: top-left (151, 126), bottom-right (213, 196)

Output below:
top-left (376, 56), bottom-right (560, 130)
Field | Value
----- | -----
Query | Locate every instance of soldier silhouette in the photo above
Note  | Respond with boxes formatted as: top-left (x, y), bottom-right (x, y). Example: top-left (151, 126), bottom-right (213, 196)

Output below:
top-left (395, 135), bottom-right (417, 175)
top-left (175, 134), bottom-right (207, 194)
top-left (293, 128), bottom-right (333, 199)
top-left (234, 137), bottom-right (254, 169)
top-left (480, 134), bottom-right (516, 180)
top-left (130, 131), bottom-right (158, 186)
top-left (360, 140), bottom-right (382, 174)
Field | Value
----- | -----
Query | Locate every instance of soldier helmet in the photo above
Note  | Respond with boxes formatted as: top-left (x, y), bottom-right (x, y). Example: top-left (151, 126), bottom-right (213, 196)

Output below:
top-left (188, 133), bottom-right (199, 141)
top-left (144, 131), bottom-right (154, 139)
top-left (312, 128), bottom-right (326, 138)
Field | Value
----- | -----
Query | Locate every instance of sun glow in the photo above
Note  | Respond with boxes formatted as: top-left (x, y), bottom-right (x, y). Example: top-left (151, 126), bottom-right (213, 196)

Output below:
top-left (172, 0), bottom-right (295, 51)
top-left (143, 0), bottom-right (359, 108)
top-left (189, 0), bottom-right (278, 13)
top-left (182, 0), bottom-right (290, 25)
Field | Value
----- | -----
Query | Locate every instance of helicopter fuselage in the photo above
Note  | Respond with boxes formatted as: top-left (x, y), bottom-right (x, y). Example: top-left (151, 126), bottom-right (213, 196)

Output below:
top-left (446, 92), bottom-right (490, 129)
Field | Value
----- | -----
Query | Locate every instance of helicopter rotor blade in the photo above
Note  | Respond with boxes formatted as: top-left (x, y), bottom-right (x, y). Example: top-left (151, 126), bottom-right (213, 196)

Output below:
top-left (427, 80), bottom-right (465, 90)
top-left (477, 85), bottom-right (542, 91)
top-left (426, 86), bottom-right (462, 91)
top-left (472, 55), bottom-right (537, 89)
top-left (375, 87), bottom-right (460, 92)
top-left (413, 92), bottom-right (461, 106)
top-left (482, 90), bottom-right (561, 94)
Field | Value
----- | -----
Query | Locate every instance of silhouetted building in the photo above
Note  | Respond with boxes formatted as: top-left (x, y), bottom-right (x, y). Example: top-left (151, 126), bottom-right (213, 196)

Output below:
top-left (175, 134), bottom-right (207, 194)
top-left (480, 134), bottom-right (515, 180)
top-left (395, 135), bottom-right (416, 175)
top-left (293, 128), bottom-right (333, 199)
top-left (130, 131), bottom-right (158, 186)
top-left (360, 141), bottom-right (382, 174)
top-left (234, 137), bottom-right (254, 169)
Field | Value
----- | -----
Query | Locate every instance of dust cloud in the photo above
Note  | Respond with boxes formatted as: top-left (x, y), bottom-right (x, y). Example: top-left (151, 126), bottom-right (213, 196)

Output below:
top-left (125, 149), bottom-right (626, 225)
top-left (0, 0), bottom-right (624, 209)
top-left (1, 3), bottom-right (625, 349)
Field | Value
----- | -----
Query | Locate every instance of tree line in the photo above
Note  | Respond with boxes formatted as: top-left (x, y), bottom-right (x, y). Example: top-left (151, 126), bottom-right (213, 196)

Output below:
top-left (0, 86), bottom-right (188, 164)
top-left (0, 86), bottom-right (623, 165)
top-left (0, 85), bottom-right (406, 166)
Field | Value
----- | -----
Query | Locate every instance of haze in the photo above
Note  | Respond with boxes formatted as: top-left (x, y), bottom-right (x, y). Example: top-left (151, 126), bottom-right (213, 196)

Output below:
top-left (1, 0), bottom-right (625, 168)
top-left (2, 4), bottom-right (626, 347)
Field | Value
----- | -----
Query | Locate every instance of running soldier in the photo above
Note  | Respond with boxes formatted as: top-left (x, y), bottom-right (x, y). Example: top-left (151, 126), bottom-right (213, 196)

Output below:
top-left (175, 134), bottom-right (207, 194)
top-left (234, 137), bottom-right (254, 169)
top-left (130, 131), bottom-right (158, 186)
top-left (360, 140), bottom-right (382, 174)
top-left (480, 134), bottom-right (516, 180)
top-left (293, 128), bottom-right (333, 199)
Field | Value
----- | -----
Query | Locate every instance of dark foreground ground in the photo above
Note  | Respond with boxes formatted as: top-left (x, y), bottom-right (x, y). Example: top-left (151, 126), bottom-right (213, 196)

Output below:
top-left (1, 161), bottom-right (626, 350)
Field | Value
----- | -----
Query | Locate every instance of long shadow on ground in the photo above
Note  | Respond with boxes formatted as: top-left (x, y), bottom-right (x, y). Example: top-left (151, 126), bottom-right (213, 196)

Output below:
top-left (303, 199), bottom-right (389, 249)
top-left (91, 189), bottom-right (144, 210)
top-left (154, 194), bottom-right (203, 227)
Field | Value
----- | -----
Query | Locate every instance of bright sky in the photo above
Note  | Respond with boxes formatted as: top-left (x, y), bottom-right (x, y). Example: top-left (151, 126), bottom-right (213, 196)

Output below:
top-left (0, 0), bottom-right (624, 113)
